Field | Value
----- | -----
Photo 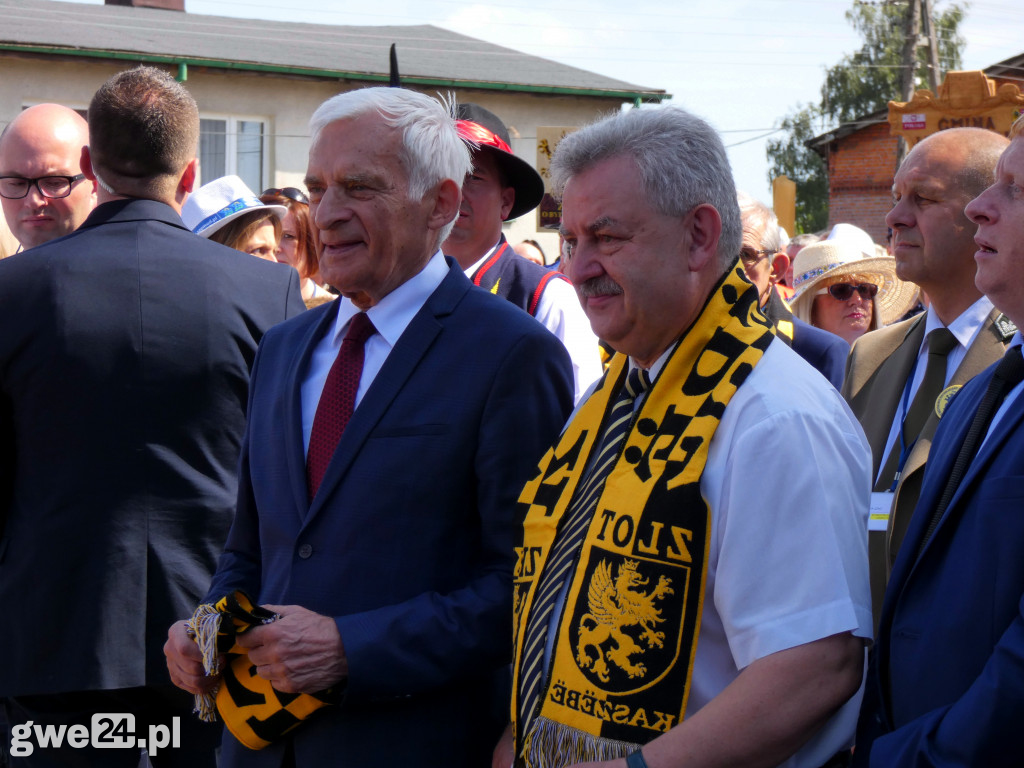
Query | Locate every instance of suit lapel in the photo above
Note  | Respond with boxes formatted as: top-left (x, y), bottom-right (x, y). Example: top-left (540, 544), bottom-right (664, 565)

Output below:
top-left (859, 316), bottom-right (926, 477)
top-left (303, 267), bottom-right (469, 526)
top-left (889, 314), bottom-right (1009, 550)
top-left (285, 302), bottom-right (342, 521)
top-left (950, 310), bottom-right (1007, 386)
top-left (921, 384), bottom-right (1024, 554)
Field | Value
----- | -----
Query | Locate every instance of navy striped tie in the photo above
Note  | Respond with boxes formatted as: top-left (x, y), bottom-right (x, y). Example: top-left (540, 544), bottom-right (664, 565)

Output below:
top-left (517, 366), bottom-right (651, 736)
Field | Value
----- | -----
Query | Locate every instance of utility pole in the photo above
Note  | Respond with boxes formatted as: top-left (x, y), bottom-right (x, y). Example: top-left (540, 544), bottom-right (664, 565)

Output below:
top-left (921, 0), bottom-right (941, 93)
top-left (897, 0), bottom-right (923, 166)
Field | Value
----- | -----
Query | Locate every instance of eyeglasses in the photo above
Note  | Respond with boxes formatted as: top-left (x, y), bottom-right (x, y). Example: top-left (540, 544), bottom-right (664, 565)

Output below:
top-left (817, 283), bottom-right (879, 301)
top-left (0, 174), bottom-right (86, 200)
top-left (262, 187), bottom-right (309, 205)
top-left (739, 247), bottom-right (774, 267)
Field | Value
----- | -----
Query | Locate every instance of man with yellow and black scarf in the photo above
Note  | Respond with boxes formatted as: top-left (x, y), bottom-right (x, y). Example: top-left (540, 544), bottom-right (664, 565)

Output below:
top-left (496, 107), bottom-right (873, 768)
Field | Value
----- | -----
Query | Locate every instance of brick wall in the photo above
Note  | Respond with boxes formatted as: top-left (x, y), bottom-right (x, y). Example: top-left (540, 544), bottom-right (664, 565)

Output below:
top-left (827, 122), bottom-right (897, 244)
top-left (823, 75), bottom-right (1019, 246)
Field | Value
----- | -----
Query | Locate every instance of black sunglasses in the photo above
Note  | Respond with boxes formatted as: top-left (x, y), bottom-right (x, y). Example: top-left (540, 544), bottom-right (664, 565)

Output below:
top-left (820, 283), bottom-right (878, 301)
top-left (262, 187), bottom-right (309, 205)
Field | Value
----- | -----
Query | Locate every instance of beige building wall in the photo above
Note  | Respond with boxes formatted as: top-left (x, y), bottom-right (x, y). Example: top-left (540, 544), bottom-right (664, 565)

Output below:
top-left (1, 53), bottom-right (626, 262)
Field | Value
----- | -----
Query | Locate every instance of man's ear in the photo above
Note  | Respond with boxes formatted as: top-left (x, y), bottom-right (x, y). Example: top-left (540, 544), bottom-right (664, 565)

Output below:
top-left (499, 186), bottom-right (515, 221)
top-left (769, 251), bottom-right (790, 286)
top-left (80, 146), bottom-right (96, 181)
top-left (179, 158), bottom-right (198, 195)
top-left (429, 178), bottom-right (462, 232)
top-left (687, 203), bottom-right (723, 272)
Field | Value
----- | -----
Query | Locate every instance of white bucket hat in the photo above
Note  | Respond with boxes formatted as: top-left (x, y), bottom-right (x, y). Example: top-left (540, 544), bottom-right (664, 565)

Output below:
top-left (182, 175), bottom-right (286, 238)
top-left (790, 240), bottom-right (919, 327)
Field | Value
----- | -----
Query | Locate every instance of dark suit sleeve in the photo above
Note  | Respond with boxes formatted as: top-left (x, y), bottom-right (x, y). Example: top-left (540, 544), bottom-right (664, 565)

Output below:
top-left (334, 329), bottom-right (573, 701)
top-left (0, 392), bottom-right (12, 547)
top-left (865, 604), bottom-right (1024, 766)
top-left (821, 334), bottom-right (851, 391)
top-left (284, 270), bottom-right (306, 319)
top-left (203, 343), bottom-right (269, 602)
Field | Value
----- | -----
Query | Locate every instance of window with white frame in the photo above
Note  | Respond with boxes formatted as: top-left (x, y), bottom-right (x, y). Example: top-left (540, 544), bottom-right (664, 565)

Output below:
top-left (198, 117), bottom-right (267, 194)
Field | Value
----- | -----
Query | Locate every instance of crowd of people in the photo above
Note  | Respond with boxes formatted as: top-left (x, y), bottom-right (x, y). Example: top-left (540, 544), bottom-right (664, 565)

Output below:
top-left (1, 64), bottom-right (1022, 768)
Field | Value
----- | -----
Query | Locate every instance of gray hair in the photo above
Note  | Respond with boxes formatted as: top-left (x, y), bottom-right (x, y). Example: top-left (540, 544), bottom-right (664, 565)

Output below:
top-left (550, 106), bottom-right (741, 266)
top-left (737, 192), bottom-right (782, 253)
top-left (309, 88), bottom-right (471, 240)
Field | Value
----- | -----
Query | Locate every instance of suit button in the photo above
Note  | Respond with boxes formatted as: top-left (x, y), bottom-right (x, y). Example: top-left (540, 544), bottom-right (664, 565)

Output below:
top-left (298, 544), bottom-right (313, 559)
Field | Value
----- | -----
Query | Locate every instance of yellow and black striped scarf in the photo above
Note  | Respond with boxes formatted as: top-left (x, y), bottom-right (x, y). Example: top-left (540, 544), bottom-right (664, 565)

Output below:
top-left (511, 265), bottom-right (774, 766)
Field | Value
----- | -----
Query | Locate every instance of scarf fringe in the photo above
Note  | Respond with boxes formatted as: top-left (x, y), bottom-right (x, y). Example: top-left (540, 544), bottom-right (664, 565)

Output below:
top-left (521, 716), bottom-right (639, 768)
top-left (186, 602), bottom-right (223, 722)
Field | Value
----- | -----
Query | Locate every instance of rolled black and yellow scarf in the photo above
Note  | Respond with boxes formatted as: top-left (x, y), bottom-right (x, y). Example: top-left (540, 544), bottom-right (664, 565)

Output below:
top-left (511, 264), bottom-right (774, 766)
top-left (187, 591), bottom-right (337, 750)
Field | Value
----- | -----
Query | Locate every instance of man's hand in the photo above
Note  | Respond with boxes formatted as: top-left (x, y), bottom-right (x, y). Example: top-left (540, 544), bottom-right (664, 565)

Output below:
top-left (236, 604), bottom-right (347, 693)
top-left (164, 621), bottom-right (220, 695)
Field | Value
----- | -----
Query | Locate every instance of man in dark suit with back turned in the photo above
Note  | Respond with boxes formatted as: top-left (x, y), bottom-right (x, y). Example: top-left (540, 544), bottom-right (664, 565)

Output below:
top-left (0, 66), bottom-right (303, 767)
top-left (165, 87), bottom-right (574, 767)
top-left (854, 115), bottom-right (1024, 768)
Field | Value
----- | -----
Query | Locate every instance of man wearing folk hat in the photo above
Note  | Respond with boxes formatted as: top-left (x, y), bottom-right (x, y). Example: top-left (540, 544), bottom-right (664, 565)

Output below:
top-left (443, 103), bottom-right (601, 402)
top-left (841, 127), bottom-right (1013, 626)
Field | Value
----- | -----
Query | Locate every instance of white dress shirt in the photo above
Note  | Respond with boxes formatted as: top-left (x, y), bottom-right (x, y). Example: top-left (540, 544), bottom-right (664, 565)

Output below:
top-left (300, 250), bottom-right (449, 454)
top-left (465, 241), bottom-right (602, 404)
top-left (877, 296), bottom-right (994, 486)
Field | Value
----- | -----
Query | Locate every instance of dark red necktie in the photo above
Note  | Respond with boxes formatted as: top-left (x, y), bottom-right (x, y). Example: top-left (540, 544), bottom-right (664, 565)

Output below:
top-left (306, 312), bottom-right (376, 500)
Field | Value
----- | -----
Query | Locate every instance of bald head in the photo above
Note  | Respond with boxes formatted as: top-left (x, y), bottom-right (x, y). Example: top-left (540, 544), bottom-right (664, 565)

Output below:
top-left (909, 127), bottom-right (1009, 199)
top-left (887, 127), bottom-right (1009, 321)
top-left (0, 104), bottom-right (96, 250)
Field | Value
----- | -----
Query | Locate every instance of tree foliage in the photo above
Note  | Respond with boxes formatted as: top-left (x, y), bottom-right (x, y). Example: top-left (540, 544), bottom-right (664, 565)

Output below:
top-left (766, 0), bottom-right (966, 233)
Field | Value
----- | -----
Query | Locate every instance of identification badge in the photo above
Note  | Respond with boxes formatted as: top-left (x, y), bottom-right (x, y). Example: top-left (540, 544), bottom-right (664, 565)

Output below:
top-left (869, 492), bottom-right (894, 532)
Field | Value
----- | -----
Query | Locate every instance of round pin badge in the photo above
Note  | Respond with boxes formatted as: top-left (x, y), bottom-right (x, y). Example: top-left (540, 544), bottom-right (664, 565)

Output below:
top-left (935, 384), bottom-right (962, 419)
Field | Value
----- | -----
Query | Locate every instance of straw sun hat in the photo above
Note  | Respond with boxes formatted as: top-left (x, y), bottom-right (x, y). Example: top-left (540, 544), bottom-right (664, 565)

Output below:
top-left (182, 175), bottom-right (287, 238)
top-left (790, 239), bottom-right (919, 328)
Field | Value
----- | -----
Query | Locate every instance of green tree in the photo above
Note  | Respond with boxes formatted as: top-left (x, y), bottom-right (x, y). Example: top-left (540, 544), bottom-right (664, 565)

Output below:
top-left (767, 0), bottom-right (966, 233)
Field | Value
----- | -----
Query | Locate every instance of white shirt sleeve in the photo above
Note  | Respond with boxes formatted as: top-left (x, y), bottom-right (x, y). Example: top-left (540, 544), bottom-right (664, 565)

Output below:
top-left (532, 276), bottom-right (604, 404)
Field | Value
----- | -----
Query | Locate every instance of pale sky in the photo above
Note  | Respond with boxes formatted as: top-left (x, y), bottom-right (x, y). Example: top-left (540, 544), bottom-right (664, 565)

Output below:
top-left (65, 0), bottom-right (1024, 207)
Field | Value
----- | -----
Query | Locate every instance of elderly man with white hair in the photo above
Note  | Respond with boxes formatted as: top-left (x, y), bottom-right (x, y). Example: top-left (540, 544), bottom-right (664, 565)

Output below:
top-left (165, 87), bottom-right (574, 768)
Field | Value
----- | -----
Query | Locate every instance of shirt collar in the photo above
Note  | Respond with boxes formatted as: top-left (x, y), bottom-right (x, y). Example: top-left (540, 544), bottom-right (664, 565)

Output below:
top-left (922, 295), bottom-right (994, 351)
top-left (332, 250), bottom-right (449, 348)
top-left (462, 239), bottom-right (502, 277)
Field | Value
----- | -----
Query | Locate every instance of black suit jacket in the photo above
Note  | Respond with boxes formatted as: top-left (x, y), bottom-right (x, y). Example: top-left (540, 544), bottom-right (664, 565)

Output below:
top-left (0, 199), bottom-right (304, 697)
top-left (205, 262), bottom-right (574, 767)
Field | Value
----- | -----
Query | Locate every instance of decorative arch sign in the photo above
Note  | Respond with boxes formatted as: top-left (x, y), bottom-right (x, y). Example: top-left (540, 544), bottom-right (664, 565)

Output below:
top-left (888, 70), bottom-right (1024, 148)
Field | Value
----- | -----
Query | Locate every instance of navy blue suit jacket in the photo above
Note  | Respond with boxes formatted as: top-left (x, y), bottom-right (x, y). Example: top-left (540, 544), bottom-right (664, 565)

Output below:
top-left (206, 262), bottom-right (574, 767)
top-left (0, 199), bottom-right (303, 697)
top-left (764, 291), bottom-right (849, 389)
top-left (855, 354), bottom-right (1024, 766)
top-left (792, 316), bottom-right (849, 390)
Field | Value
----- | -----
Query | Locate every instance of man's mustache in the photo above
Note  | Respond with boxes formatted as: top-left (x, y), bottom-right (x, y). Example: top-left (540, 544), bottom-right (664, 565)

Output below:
top-left (577, 276), bottom-right (624, 298)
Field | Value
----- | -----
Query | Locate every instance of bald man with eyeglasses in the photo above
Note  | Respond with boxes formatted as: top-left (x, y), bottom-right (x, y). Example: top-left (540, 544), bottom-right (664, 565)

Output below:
top-left (0, 104), bottom-right (97, 251)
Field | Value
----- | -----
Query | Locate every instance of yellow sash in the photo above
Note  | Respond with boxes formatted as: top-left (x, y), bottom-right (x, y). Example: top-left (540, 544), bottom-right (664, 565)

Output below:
top-left (512, 265), bottom-right (774, 764)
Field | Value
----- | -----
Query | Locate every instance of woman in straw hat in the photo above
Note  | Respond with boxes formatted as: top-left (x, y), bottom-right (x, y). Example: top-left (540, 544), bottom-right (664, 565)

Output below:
top-left (790, 239), bottom-right (919, 346)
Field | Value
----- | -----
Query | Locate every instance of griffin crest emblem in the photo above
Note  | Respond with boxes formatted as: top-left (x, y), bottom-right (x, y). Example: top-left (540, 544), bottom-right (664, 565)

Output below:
top-left (576, 558), bottom-right (674, 681)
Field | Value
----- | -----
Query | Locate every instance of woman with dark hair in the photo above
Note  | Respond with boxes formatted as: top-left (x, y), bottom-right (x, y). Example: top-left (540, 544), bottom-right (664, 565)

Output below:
top-left (261, 187), bottom-right (333, 308)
